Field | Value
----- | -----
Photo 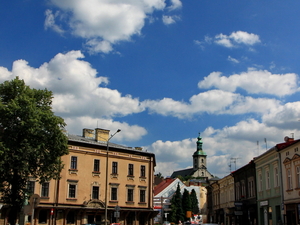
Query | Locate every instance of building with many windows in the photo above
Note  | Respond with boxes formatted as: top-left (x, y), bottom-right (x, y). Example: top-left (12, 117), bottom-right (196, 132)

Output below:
top-left (0, 128), bottom-right (157, 225)
top-left (254, 146), bottom-right (283, 225)
top-left (276, 137), bottom-right (300, 225)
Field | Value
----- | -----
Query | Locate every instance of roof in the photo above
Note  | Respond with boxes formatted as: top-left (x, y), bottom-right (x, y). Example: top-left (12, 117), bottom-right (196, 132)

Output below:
top-left (170, 167), bottom-right (195, 178)
top-left (276, 139), bottom-right (300, 151)
top-left (153, 178), bottom-right (176, 196)
top-left (67, 133), bottom-right (156, 165)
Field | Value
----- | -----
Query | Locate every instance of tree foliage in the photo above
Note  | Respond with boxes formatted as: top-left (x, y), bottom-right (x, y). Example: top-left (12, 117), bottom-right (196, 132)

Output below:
top-left (0, 77), bottom-right (69, 225)
top-left (190, 189), bottom-right (199, 214)
top-left (182, 189), bottom-right (192, 220)
top-left (169, 183), bottom-right (184, 223)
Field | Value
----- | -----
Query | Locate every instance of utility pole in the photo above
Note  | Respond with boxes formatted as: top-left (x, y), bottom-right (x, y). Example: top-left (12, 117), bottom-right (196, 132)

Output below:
top-left (230, 158), bottom-right (240, 171)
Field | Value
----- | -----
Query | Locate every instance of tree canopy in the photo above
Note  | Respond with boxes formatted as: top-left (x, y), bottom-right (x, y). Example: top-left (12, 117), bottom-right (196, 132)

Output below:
top-left (190, 189), bottom-right (200, 214)
top-left (0, 77), bottom-right (69, 225)
top-left (182, 189), bottom-right (192, 220)
top-left (169, 183), bottom-right (185, 223)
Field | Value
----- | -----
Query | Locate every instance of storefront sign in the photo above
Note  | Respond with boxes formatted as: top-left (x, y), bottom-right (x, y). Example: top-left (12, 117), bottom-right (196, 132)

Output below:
top-left (260, 200), bottom-right (268, 207)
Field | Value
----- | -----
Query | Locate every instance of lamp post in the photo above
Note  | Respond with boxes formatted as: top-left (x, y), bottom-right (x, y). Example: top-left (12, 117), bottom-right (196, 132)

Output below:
top-left (104, 129), bottom-right (121, 225)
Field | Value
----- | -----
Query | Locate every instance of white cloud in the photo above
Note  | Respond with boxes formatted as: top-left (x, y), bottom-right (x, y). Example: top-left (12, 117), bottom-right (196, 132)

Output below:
top-left (227, 56), bottom-right (239, 63)
top-left (48, 0), bottom-right (168, 53)
top-left (262, 101), bottom-right (300, 130)
top-left (151, 118), bottom-right (297, 178)
top-left (0, 51), bottom-right (146, 140)
top-left (65, 117), bottom-right (147, 142)
top-left (168, 0), bottom-right (182, 11)
top-left (213, 31), bottom-right (260, 48)
top-left (215, 34), bottom-right (234, 48)
top-left (162, 15), bottom-right (180, 25)
top-left (198, 69), bottom-right (298, 97)
top-left (229, 31), bottom-right (260, 45)
top-left (44, 9), bottom-right (64, 35)
top-left (142, 90), bottom-right (280, 118)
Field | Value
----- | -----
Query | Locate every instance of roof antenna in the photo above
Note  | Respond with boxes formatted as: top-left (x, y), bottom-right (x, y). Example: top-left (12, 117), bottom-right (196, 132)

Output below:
top-left (264, 138), bottom-right (267, 150)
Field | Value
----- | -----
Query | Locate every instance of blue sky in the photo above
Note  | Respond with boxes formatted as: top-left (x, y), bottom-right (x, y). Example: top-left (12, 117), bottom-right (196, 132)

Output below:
top-left (1, 0), bottom-right (300, 178)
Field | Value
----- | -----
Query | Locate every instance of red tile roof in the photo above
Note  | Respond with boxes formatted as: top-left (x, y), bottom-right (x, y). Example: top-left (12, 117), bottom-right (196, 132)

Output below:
top-left (153, 178), bottom-right (176, 195)
top-left (276, 139), bottom-right (300, 151)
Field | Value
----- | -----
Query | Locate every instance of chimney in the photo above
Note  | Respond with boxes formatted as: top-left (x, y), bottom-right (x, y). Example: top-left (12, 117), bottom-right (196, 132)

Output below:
top-left (284, 136), bottom-right (294, 143)
top-left (135, 147), bottom-right (143, 151)
top-left (95, 128), bottom-right (110, 142)
top-left (83, 129), bottom-right (94, 139)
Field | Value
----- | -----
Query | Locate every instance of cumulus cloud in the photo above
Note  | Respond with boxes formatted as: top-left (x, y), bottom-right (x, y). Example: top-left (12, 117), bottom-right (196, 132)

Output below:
top-left (215, 31), bottom-right (260, 48)
top-left (0, 51), bottom-right (146, 140)
top-left (162, 15), bottom-right (180, 25)
top-left (2, 50), bottom-right (300, 173)
top-left (168, 0), bottom-right (182, 11)
top-left (65, 117), bottom-right (147, 141)
top-left (198, 69), bottom-right (299, 97)
top-left (149, 118), bottom-right (297, 178)
top-left (262, 102), bottom-right (300, 130)
top-left (47, 0), bottom-right (173, 53)
top-left (142, 90), bottom-right (280, 118)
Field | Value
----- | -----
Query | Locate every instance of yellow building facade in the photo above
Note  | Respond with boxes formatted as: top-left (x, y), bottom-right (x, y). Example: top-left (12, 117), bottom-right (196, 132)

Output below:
top-left (0, 128), bottom-right (157, 225)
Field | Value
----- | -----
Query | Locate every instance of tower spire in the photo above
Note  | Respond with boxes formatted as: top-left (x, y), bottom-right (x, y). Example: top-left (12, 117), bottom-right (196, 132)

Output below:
top-left (197, 132), bottom-right (203, 151)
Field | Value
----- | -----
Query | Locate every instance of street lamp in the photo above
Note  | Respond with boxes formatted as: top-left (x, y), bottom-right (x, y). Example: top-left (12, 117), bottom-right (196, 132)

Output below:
top-left (104, 129), bottom-right (121, 225)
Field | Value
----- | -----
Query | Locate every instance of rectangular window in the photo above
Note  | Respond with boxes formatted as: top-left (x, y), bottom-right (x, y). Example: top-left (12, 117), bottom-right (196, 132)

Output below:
top-left (287, 169), bottom-right (292, 190)
top-left (94, 159), bottom-right (100, 172)
top-left (68, 184), bottom-right (76, 198)
top-left (27, 181), bottom-right (35, 195)
top-left (266, 170), bottom-right (270, 189)
top-left (140, 165), bottom-right (146, 177)
top-left (111, 187), bottom-right (118, 201)
top-left (71, 156), bottom-right (77, 169)
top-left (140, 189), bottom-right (146, 202)
top-left (259, 173), bottom-right (263, 191)
top-left (274, 167), bottom-right (279, 187)
top-left (127, 189), bottom-right (134, 202)
top-left (41, 182), bottom-right (49, 197)
top-left (92, 186), bottom-right (99, 199)
top-left (112, 162), bottom-right (118, 174)
top-left (128, 164), bottom-right (134, 176)
top-left (241, 181), bottom-right (245, 197)
top-left (297, 166), bottom-right (300, 188)
top-left (235, 182), bottom-right (240, 199)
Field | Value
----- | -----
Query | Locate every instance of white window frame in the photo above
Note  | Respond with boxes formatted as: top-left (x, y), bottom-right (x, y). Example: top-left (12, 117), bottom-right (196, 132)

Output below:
top-left (92, 185), bottom-right (100, 199)
top-left (110, 183), bottom-right (119, 201)
top-left (68, 182), bottom-right (77, 199)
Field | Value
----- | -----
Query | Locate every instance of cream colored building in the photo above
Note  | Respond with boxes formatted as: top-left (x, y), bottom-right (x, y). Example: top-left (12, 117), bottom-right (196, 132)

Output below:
top-left (218, 174), bottom-right (234, 225)
top-left (276, 138), bottom-right (300, 225)
top-left (1, 128), bottom-right (157, 225)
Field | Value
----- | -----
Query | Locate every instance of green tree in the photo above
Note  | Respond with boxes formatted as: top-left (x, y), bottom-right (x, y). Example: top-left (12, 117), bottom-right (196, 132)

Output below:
top-left (190, 189), bottom-right (199, 214)
top-left (182, 189), bottom-right (192, 220)
top-left (155, 172), bottom-right (164, 178)
top-left (0, 77), bottom-right (69, 225)
top-left (169, 183), bottom-right (184, 223)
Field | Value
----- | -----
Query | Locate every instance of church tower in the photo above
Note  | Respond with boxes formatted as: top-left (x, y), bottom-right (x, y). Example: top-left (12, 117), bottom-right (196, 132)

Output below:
top-left (193, 133), bottom-right (207, 170)
top-left (170, 132), bottom-right (213, 179)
